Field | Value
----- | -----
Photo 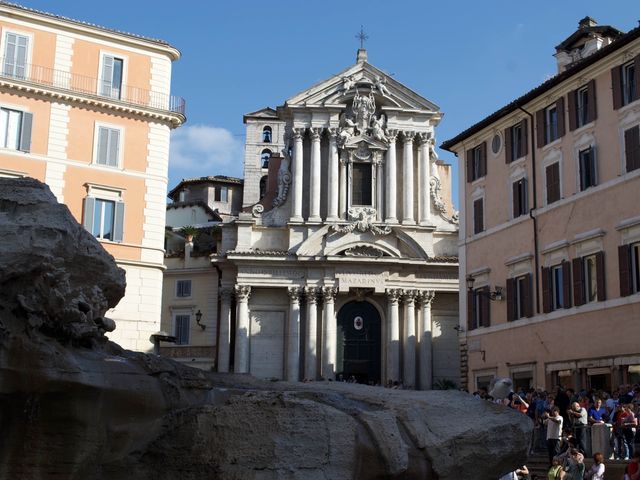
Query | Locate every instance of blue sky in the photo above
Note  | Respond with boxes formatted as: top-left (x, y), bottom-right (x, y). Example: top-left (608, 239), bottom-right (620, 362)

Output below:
top-left (21, 1), bottom-right (639, 206)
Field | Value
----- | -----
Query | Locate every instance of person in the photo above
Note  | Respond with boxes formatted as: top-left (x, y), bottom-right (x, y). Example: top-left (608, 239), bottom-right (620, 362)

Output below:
top-left (567, 401), bottom-right (588, 454)
top-left (624, 452), bottom-right (640, 480)
top-left (544, 406), bottom-right (564, 465)
top-left (584, 452), bottom-right (605, 480)
top-left (621, 403), bottom-right (638, 459)
top-left (498, 465), bottom-right (529, 480)
top-left (560, 449), bottom-right (584, 479)
top-left (547, 457), bottom-right (562, 480)
top-left (588, 398), bottom-right (608, 424)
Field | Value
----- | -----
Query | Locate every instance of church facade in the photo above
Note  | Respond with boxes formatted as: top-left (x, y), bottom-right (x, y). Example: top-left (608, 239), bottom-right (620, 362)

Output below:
top-left (164, 49), bottom-right (460, 388)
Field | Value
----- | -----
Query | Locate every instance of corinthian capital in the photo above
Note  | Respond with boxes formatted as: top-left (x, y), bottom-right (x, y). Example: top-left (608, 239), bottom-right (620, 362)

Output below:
top-left (386, 288), bottom-right (402, 304)
top-left (416, 290), bottom-right (435, 307)
top-left (402, 131), bottom-right (416, 143)
top-left (305, 286), bottom-right (320, 305)
top-left (310, 127), bottom-right (323, 140)
top-left (417, 132), bottom-right (430, 145)
top-left (322, 286), bottom-right (337, 303)
top-left (385, 129), bottom-right (398, 142)
top-left (288, 286), bottom-right (304, 303)
top-left (292, 128), bottom-right (305, 140)
top-left (402, 289), bottom-right (418, 304)
top-left (235, 285), bottom-right (251, 301)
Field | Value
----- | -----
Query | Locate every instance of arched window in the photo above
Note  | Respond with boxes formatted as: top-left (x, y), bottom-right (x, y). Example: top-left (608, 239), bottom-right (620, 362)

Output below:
top-left (262, 126), bottom-right (272, 143)
top-left (260, 149), bottom-right (272, 169)
top-left (259, 175), bottom-right (268, 199)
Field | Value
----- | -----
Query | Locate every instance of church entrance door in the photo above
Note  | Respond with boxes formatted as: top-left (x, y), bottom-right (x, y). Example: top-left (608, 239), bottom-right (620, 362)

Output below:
top-left (336, 301), bottom-right (381, 384)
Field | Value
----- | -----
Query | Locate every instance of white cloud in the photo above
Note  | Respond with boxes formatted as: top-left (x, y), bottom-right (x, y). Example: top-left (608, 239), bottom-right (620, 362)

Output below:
top-left (169, 124), bottom-right (243, 181)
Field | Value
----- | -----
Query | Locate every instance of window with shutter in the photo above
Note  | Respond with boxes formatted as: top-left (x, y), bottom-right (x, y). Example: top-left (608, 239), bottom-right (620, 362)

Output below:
top-left (545, 162), bottom-right (560, 204)
top-left (622, 59), bottom-right (639, 106)
top-left (545, 105), bottom-right (558, 144)
top-left (508, 274), bottom-right (532, 320)
top-left (576, 86), bottom-right (589, 128)
top-left (583, 254), bottom-right (599, 303)
top-left (3, 32), bottom-right (28, 79)
top-left (100, 54), bottom-right (124, 100)
top-left (624, 126), bottom-right (640, 173)
top-left (96, 126), bottom-right (121, 167)
top-left (473, 198), bottom-right (484, 234)
top-left (467, 143), bottom-right (486, 181)
top-left (512, 178), bottom-right (528, 218)
top-left (176, 280), bottom-right (192, 298)
top-left (578, 147), bottom-right (597, 191)
top-left (83, 195), bottom-right (124, 242)
top-left (0, 107), bottom-right (32, 152)
top-left (631, 243), bottom-right (640, 294)
top-left (174, 314), bottom-right (190, 345)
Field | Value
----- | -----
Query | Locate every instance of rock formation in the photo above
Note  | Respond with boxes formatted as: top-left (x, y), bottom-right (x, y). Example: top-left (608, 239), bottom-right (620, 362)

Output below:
top-left (0, 178), bottom-right (532, 479)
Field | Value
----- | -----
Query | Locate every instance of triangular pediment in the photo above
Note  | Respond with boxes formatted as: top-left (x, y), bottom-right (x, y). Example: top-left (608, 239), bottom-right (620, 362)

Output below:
top-left (285, 59), bottom-right (439, 113)
top-left (243, 107), bottom-right (278, 123)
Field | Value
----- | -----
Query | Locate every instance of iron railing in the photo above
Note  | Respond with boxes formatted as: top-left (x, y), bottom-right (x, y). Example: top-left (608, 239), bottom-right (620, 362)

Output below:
top-left (0, 58), bottom-right (186, 116)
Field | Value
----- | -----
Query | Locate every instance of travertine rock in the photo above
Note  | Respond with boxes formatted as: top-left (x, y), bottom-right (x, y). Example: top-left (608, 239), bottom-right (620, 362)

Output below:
top-left (0, 178), bottom-right (531, 479)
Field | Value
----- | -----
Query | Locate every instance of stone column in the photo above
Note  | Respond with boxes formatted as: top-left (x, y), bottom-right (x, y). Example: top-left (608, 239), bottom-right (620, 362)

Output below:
top-left (418, 291), bottom-right (435, 390)
top-left (385, 130), bottom-right (398, 223)
top-left (305, 286), bottom-right (319, 380)
top-left (386, 288), bottom-right (402, 383)
top-left (286, 287), bottom-right (303, 382)
top-left (327, 129), bottom-right (339, 222)
top-left (403, 289), bottom-right (417, 389)
top-left (217, 287), bottom-right (233, 373)
top-left (309, 127), bottom-right (322, 222)
top-left (375, 155), bottom-right (384, 222)
top-left (233, 285), bottom-right (251, 374)
top-left (290, 128), bottom-right (304, 222)
top-left (402, 131), bottom-right (416, 225)
top-left (418, 133), bottom-right (431, 225)
top-left (339, 154), bottom-right (348, 219)
top-left (321, 287), bottom-right (337, 380)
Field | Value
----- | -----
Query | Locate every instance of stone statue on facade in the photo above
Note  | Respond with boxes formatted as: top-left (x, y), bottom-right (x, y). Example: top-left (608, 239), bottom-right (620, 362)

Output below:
top-left (370, 114), bottom-right (388, 142)
top-left (374, 75), bottom-right (390, 97)
top-left (337, 113), bottom-right (358, 146)
top-left (341, 75), bottom-right (356, 95)
top-left (331, 207), bottom-right (392, 236)
top-left (352, 91), bottom-right (376, 134)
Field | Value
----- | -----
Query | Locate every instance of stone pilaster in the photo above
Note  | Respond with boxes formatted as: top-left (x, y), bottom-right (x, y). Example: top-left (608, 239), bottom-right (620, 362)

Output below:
top-left (309, 128), bottom-right (322, 222)
top-left (386, 288), bottom-right (402, 383)
top-left (287, 287), bottom-right (303, 382)
top-left (290, 128), bottom-right (304, 222)
top-left (339, 153), bottom-right (348, 219)
top-left (402, 131), bottom-right (415, 225)
top-left (385, 130), bottom-right (398, 223)
top-left (417, 290), bottom-right (435, 390)
top-left (233, 285), bottom-right (251, 374)
top-left (327, 129), bottom-right (339, 221)
top-left (418, 133), bottom-right (431, 225)
top-left (403, 289), bottom-right (417, 388)
top-left (321, 287), bottom-right (337, 380)
top-left (304, 286), bottom-right (320, 380)
top-left (217, 287), bottom-right (233, 373)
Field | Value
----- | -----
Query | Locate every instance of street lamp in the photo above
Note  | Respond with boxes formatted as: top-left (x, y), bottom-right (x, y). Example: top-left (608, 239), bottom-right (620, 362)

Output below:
top-left (466, 275), bottom-right (504, 301)
top-left (195, 309), bottom-right (206, 330)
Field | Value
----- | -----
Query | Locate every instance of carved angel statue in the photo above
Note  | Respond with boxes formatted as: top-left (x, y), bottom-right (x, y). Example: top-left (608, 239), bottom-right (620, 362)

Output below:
top-left (370, 114), bottom-right (388, 142)
top-left (341, 75), bottom-right (356, 95)
top-left (337, 113), bottom-right (358, 145)
top-left (374, 75), bottom-right (390, 97)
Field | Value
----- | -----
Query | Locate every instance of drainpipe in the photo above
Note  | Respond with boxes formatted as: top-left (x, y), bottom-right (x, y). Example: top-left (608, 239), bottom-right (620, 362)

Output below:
top-left (517, 106), bottom-right (540, 315)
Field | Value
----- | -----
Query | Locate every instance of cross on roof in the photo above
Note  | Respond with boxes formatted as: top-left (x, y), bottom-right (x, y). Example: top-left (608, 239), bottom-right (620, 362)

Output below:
top-left (356, 26), bottom-right (369, 49)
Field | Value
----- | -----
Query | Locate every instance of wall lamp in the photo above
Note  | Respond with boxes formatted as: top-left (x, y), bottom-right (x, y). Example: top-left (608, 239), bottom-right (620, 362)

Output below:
top-left (195, 309), bottom-right (206, 330)
top-left (466, 276), bottom-right (504, 301)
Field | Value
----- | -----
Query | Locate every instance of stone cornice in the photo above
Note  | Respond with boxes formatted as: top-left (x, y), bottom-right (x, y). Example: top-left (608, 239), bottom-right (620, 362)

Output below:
top-left (0, 78), bottom-right (185, 127)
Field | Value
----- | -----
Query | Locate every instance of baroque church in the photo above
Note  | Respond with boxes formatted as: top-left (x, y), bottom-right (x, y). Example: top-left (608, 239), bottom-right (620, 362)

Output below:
top-left (163, 48), bottom-right (460, 389)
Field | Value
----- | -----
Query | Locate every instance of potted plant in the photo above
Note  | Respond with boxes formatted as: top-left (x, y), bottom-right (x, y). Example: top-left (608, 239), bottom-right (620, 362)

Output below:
top-left (180, 225), bottom-right (198, 243)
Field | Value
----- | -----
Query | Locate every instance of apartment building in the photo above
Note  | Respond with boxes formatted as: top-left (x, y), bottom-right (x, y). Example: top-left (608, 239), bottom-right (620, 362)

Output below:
top-left (0, 2), bottom-right (185, 351)
top-left (442, 17), bottom-right (640, 392)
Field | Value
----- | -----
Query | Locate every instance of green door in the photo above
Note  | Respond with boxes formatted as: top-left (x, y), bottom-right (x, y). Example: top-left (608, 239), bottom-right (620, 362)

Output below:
top-left (336, 301), bottom-right (381, 384)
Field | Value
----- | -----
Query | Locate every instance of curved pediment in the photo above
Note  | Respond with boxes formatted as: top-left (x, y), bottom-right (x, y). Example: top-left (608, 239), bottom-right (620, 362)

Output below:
top-left (284, 60), bottom-right (440, 113)
top-left (327, 241), bottom-right (398, 258)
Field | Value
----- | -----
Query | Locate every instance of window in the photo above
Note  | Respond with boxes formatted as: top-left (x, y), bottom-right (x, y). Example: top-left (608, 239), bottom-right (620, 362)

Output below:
top-left (619, 242), bottom-right (640, 296)
top-left (262, 126), bottom-right (272, 143)
top-left (578, 147), bottom-right (596, 191)
top-left (83, 197), bottom-right (124, 242)
top-left (624, 125), bottom-right (640, 173)
top-left (259, 175), bottom-right (267, 198)
top-left (473, 198), bottom-right (484, 234)
top-left (466, 142), bottom-right (486, 182)
top-left (505, 120), bottom-right (527, 163)
top-left (572, 252), bottom-right (605, 306)
top-left (3, 32), bottom-right (28, 79)
top-left (613, 57), bottom-right (640, 109)
top-left (351, 163), bottom-right (372, 206)
top-left (491, 134), bottom-right (501, 154)
top-left (95, 126), bottom-right (121, 167)
top-left (545, 162), bottom-right (561, 204)
top-left (542, 261), bottom-right (571, 313)
top-left (0, 107), bottom-right (32, 152)
top-left (214, 186), bottom-right (228, 202)
top-left (536, 98), bottom-right (565, 147)
top-left (260, 148), bottom-right (271, 168)
top-left (100, 54), bottom-right (124, 99)
top-left (507, 274), bottom-right (532, 321)
top-left (176, 279), bottom-right (192, 298)
top-left (569, 81), bottom-right (596, 130)
top-left (173, 313), bottom-right (190, 345)
top-left (512, 177), bottom-right (528, 218)
top-left (467, 286), bottom-right (490, 330)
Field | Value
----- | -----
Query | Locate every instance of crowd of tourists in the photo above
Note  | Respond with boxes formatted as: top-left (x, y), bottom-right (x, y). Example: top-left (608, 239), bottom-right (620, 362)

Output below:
top-left (473, 383), bottom-right (640, 480)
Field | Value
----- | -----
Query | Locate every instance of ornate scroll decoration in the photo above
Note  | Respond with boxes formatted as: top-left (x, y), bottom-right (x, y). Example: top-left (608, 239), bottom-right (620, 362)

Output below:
top-left (287, 286), bottom-right (304, 304)
top-left (385, 288), bottom-right (402, 304)
top-left (235, 285), bottom-right (251, 301)
top-left (344, 245), bottom-right (385, 258)
top-left (252, 204), bottom-right (264, 217)
top-left (330, 207), bottom-right (392, 236)
top-left (272, 137), bottom-right (293, 208)
top-left (430, 176), bottom-right (459, 225)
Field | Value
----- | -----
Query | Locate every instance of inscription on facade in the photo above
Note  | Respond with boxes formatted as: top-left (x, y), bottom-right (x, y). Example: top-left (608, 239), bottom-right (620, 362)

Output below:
top-left (242, 268), bottom-right (305, 279)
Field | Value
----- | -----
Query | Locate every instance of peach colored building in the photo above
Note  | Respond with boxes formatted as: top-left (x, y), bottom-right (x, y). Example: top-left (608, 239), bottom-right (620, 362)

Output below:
top-left (0, 3), bottom-right (185, 351)
top-left (442, 18), bottom-right (640, 392)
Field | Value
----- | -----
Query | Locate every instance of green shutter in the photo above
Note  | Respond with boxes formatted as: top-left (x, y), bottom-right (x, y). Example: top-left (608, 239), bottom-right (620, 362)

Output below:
top-left (19, 112), bottom-right (32, 152)
top-left (113, 201), bottom-right (124, 242)
top-left (83, 197), bottom-right (96, 234)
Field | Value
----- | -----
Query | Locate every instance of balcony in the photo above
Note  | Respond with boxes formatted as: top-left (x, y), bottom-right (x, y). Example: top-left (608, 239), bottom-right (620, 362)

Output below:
top-left (0, 58), bottom-right (186, 116)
